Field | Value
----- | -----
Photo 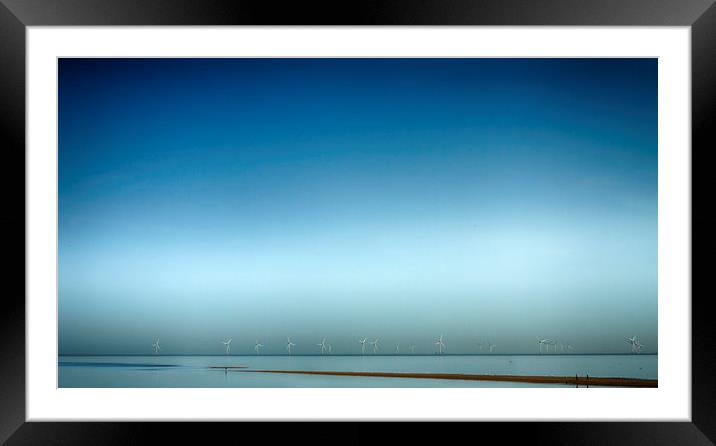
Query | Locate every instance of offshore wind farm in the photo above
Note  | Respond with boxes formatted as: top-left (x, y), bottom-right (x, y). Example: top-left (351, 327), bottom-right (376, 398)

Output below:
top-left (58, 58), bottom-right (657, 388)
top-left (59, 332), bottom-right (657, 388)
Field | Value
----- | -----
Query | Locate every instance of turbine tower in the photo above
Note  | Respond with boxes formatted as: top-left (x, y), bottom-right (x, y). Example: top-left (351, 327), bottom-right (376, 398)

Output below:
top-left (546, 339), bottom-right (557, 353)
top-left (488, 341), bottom-right (497, 353)
top-left (286, 337), bottom-right (296, 355)
top-left (626, 336), bottom-right (641, 354)
top-left (222, 338), bottom-right (232, 355)
top-left (435, 334), bottom-right (446, 355)
top-left (537, 338), bottom-right (554, 354)
top-left (317, 338), bottom-right (327, 355)
top-left (369, 338), bottom-right (379, 354)
top-left (152, 338), bottom-right (160, 354)
top-left (359, 338), bottom-right (367, 355)
top-left (254, 339), bottom-right (264, 355)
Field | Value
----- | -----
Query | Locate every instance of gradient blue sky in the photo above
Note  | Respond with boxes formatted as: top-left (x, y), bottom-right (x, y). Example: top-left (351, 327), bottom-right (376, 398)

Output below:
top-left (58, 58), bottom-right (657, 355)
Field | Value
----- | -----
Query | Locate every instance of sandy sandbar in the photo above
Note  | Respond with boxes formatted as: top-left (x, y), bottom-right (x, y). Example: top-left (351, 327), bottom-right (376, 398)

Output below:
top-left (240, 369), bottom-right (657, 387)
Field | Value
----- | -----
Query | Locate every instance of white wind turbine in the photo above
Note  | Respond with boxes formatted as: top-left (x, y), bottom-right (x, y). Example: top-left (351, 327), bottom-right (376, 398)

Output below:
top-left (546, 339), bottom-right (557, 353)
top-left (254, 339), bottom-right (264, 355)
top-left (435, 335), bottom-right (446, 355)
top-left (359, 338), bottom-right (367, 355)
top-left (488, 341), bottom-right (497, 353)
top-left (369, 338), bottom-right (379, 354)
top-left (222, 338), bottom-right (232, 355)
top-left (626, 336), bottom-right (639, 354)
top-left (635, 340), bottom-right (643, 354)
top-left (537, 338), bottom-right (555, 354)
top-left (395, 344), bottom-right (400, 354)
top-left (152, 338), bottom-right (160, 354)
top-left (286, 337), bottom-right (296, 355)
top-left (317, 338), bottom-right (327, 355)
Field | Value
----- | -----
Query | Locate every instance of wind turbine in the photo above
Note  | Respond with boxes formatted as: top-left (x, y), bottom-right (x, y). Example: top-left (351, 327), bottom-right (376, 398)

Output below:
top-left (286, 337), bottom-right (296, 355)
top-left (435, 334), bottom-right (446, 355)
top-left (395, 344), bottom-right (400, 354)
top-left (488, 341), bottom-right (497, 353)
top-left (537, 338), bottom-right (555, 354)
top-left (359, 338), bottom-right (367, 355)
top-left (222, 338), bottom-right (232, 355)
top-left (546, 339), bottom-right (557, 353)
top-left (317, 338), bottom-right (327, 355)
top-left (152, 338), bottom-right (160, 354)
top-left (369, 338), bottom-right (379, 354)
top-left (626, 336), bottom-right (639, 354)
top-left (254, 339), bottom-right (264, 355)
top-left (627, 337), bottom-right (644, 354)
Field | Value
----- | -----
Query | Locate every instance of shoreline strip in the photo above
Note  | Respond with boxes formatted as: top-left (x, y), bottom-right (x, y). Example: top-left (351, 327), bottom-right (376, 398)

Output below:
top-left (241, 369), bottom-right (657, 387)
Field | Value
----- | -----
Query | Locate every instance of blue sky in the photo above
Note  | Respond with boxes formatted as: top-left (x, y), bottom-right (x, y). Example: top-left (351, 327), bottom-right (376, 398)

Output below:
top-left (58, 58), bottom-right (657, 355)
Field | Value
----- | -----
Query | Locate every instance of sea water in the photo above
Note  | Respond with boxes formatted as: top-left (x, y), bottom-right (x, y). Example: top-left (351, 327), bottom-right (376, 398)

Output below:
top-left (58, 354), bottom-right (656, 388)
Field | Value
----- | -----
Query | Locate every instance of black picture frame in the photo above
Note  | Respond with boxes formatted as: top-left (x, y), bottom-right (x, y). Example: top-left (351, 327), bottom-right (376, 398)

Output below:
top-left (1, 0), bottom-right (710, 444)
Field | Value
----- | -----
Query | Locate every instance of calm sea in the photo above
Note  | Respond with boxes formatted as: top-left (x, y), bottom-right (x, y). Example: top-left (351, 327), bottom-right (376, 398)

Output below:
top-left (58, 354), bottom-right (656, 388)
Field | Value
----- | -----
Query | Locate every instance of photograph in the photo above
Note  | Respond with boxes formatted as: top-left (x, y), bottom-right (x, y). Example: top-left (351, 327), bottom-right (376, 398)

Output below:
top-left (58, 57), bottom-right (658, 389)
top-left (4, 0), bottom-right (708, 439)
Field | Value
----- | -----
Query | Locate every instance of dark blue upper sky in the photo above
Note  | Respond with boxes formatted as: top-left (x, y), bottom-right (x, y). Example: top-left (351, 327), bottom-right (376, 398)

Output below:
top-left (58, 58), bottom-right (657, 355)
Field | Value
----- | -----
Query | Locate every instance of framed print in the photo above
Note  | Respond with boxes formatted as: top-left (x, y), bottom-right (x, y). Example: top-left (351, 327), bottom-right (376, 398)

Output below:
top-left (2, 0), bottom-right (711, 444)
